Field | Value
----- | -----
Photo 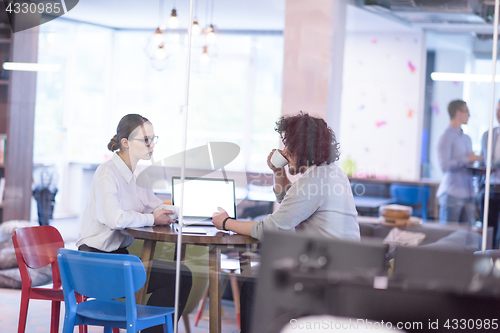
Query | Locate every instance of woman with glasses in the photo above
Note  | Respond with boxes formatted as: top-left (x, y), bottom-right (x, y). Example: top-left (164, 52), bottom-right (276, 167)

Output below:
top-left (76, 114), bottom-right (192, 333)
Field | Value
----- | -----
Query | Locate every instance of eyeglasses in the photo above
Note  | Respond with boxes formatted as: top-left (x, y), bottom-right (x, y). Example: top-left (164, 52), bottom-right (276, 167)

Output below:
top-left (132, 135), bottom-right (158, 147)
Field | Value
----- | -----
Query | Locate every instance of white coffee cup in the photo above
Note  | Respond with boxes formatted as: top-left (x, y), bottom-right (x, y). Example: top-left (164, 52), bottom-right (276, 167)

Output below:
top-left (163, 204), bottom-right (179, 220)
top-left (271, 150), bottom-right (288, 168)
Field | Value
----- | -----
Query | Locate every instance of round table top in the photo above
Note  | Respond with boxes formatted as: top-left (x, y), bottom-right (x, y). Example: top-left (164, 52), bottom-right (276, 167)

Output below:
top-left (125, 223), bottom-right (259, 245)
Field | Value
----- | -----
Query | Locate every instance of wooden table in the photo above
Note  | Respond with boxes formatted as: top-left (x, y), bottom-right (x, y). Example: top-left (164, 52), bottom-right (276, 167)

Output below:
top-left (125, 224), bottom-right (258, 333)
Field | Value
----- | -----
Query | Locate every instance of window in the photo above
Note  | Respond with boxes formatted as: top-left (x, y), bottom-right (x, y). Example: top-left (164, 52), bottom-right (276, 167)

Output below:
top-left (35, 19), bottom-right (284, 215)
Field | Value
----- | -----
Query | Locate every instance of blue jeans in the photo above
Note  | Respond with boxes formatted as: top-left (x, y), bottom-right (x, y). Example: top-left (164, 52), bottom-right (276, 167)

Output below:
top-left (438, 193), bottom-right (475, 225)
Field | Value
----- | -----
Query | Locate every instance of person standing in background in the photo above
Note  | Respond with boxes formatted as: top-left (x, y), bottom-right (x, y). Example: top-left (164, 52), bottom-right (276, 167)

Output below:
top-left (437, 100), bottom-right (482, 225)
top-left (480, 100), bottom-right (500, 249)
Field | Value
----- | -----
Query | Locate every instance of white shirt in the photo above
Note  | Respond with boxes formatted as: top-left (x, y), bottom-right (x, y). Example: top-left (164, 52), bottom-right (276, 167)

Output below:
top-left (77, 153), bottom-right (163, 252)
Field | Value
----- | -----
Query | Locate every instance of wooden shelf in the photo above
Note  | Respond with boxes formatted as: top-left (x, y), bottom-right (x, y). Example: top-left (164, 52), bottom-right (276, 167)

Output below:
top-left (0, 38), bottom-right (11, 44)
top-left (0, 80), bottom-right (8, 85)
top-left (0, 163), bottom-right (5, 168)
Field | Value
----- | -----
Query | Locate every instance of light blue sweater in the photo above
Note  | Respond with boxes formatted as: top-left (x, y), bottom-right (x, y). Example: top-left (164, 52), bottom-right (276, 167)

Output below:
top-left (251, 163), bottom-right (360, 241)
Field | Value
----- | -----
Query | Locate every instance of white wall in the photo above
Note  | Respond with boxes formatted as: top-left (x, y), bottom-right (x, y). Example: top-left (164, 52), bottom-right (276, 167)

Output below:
top-left (339, 29), bottom-right (426, 180)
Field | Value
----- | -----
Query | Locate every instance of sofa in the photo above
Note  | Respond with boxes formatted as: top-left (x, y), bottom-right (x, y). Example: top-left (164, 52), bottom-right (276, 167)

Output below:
top-left (359, 220), bottom-right (488, 252)
top-left (0, 221), bottom-right (52, 289)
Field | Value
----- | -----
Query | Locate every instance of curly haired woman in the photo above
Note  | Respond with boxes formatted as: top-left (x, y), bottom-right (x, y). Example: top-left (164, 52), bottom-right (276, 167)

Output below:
top-left (212, 112), bottom-right (360, 333)
top-left (212, 111), bottom-right (360, 241)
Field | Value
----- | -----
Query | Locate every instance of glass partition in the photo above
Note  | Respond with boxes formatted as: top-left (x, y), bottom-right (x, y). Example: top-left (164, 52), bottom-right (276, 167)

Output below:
top-left (9, 0), bottom-right (500, 332)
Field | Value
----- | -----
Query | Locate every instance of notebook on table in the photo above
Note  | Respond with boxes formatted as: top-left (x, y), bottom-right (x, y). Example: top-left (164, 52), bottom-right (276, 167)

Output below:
top-left (171, 176), bottom-right (237, 226)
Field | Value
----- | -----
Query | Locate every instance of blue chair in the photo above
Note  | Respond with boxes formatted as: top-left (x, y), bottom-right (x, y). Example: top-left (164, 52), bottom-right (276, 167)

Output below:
top-left (57, 248), bottom-right (174, 333)
top-left (389, 184), bottom-right (429, 220)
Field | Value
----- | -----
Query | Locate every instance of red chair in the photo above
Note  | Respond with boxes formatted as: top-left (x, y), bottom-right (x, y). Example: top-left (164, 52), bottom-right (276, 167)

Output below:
top-left (12, 226), bottom-right (90, 333)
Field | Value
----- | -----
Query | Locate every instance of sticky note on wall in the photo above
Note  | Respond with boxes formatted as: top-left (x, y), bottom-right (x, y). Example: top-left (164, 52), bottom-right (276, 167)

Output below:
top-left (408, 61), bottom-right (416, 73)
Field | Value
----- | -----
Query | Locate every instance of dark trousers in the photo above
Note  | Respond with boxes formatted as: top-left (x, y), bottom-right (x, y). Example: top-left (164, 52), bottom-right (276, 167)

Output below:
top-left (240, 276), bottom-right (256, 333)
top-left (78, 244), bottom-right (192, 333)
top-left (480, 189), bottom-right (500, 249)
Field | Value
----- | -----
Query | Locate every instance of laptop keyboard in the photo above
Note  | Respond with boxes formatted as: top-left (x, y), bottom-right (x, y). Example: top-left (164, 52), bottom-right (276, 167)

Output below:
top-left (181, 218), bottom-right (213, 226)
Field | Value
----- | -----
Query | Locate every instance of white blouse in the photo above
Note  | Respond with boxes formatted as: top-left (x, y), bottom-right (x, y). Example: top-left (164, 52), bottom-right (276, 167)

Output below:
top-left (76, 153), bottom-right (163, 252)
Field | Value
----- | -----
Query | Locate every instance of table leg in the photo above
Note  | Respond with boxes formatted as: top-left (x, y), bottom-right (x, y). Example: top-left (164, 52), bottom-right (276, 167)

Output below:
top-left (229, 270), bottom-right (241, 329)
top-left (209, 245), bottom-right (222, 333)
top-left (239, 244), bottom-right (253, 278)
top-left (174, 243), bottom-right (187, 261)
top-left (136, 239), bottom-right (157, 305)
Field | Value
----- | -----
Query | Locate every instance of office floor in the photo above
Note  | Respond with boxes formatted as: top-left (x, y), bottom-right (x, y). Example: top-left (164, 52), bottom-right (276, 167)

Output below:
top-left (0, 288), bottom-right (239, 332)
top-left (0, 217), bottom-right (240, 333)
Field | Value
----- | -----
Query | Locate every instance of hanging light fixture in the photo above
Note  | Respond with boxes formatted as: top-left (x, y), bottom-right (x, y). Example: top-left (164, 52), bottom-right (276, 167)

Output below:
top-left (204, 0), bottom-right (217, 44)
top-left (155, 42), bottom-right (168, 60)
top-left (200, 45), bottom-right (210, 64)
top-left (190, 0), bottom-right (201, 35)
top-left (203, 0), bottom-right (216, 44)
top-left (168, 0), bottom-right (179, 29)
top-left (206, 24), bottom-right (216, 44)
top-left (169, 8), bottom-right (179, 29)
top-left (192, 18), bottom-right (201, 35)
top-left (145, 0), bottom-right (171, 70)
top-left (152, 27), bottom-right (164, 45)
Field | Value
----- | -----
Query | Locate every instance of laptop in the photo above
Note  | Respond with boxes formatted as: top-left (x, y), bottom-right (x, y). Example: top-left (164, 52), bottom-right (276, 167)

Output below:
top-left (171, 176), bottom-right (237, 226)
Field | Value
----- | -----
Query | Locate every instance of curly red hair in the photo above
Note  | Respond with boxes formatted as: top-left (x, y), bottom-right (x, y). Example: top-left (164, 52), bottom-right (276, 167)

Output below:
top-left (275, 112), bottom-right (340, 172)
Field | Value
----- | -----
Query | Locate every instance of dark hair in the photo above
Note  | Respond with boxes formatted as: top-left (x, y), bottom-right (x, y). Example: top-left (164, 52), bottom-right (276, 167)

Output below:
top-left (448, 100), bottom-right (466, 119)
top-left (107, 114), bottom-right (150, 152)
top-left (274, 112), bottom-right (340, 172)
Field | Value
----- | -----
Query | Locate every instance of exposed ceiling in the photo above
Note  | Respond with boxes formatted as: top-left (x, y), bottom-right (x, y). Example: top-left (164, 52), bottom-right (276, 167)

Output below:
top-left (364, 0), bottom-right (499, 34)
top-left (347, 4), bottom-right (416, 32)
top-left (62, 0), bottom-right (500, 37)
top-left (63, 0), bottom-right (286, 31)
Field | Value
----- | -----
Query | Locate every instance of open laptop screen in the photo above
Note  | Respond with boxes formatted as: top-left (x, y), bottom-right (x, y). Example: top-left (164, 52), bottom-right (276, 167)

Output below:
top-left (172, 177), bottom-right (236, 219)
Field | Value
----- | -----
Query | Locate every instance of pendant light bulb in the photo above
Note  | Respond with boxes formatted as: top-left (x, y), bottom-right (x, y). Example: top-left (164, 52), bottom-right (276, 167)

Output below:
top-left (152, 27), bottom-right (164, 46)
top-left (200, 45), bottom-right (210, 64)
top-left (144, 1), bottom-right (170, 70)
top-left (206, 24), bottom-right (216, 44)
top-left (192, 18), bottom-right (201, 35)
top-left (169, 8), bottom-right (179, 29)
top-left (155, 43), bottom-right (168, 60)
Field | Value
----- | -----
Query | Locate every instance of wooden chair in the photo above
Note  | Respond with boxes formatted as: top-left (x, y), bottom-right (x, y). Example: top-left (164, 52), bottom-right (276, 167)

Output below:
top-left (13, 225), bottom-right (87, 333)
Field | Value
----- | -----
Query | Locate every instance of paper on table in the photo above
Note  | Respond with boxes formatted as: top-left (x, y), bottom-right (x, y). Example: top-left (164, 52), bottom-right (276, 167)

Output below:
top-left (383, 228), bottom-right (425, 252)
top-left (175, 226), bottom-right (207, 234)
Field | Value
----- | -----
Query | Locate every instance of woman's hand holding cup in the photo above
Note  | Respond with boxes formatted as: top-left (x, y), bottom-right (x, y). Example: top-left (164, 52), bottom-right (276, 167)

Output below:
top-left (268, 149), bottom-right (288, 173)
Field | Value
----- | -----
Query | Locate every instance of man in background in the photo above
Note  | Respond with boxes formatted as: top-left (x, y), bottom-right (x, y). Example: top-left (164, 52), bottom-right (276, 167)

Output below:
top-left (437, 100), bottom-right (482, 225)
top-left (480, 100), bottom-right (500, 248)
